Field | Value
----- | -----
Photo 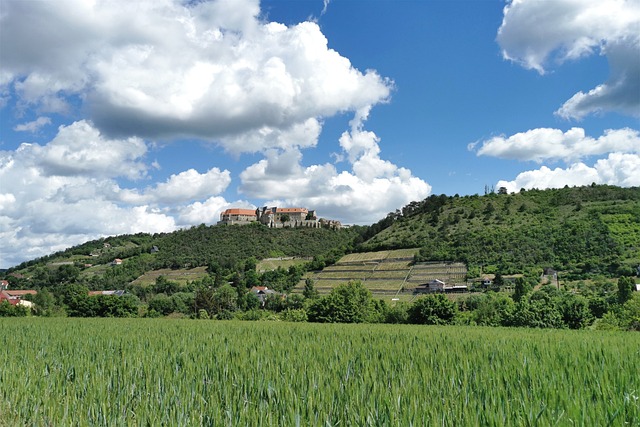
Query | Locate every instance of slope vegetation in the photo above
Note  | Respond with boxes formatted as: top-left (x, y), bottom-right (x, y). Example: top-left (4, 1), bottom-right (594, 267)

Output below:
top-left (361, 185), bottom-right (640, 278)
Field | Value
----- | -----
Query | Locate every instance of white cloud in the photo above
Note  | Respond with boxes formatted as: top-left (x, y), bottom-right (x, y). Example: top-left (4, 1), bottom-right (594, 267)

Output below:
top-left (118, 167), bottom-right (231, 205)
top-left (496, 153), bottom-right (640, 193)
top-left (497, 0), bottom-right (640, 119)
top-left (1, 0), bottom-right (392, 151)
top-left (239, 112), bottom-right (431, 224)
top-left (13, 116), bottom-right (51, 132)
top-left (472, 127), bottom-right (640, 162)
top-left (0, 0), bottom-right (416, 267)
top-left (18, 120), bottom-right (149, 180)
top-left (0, 122), bottom-right (237, 268)
top-left (176, 197), bottom-right (254, 226)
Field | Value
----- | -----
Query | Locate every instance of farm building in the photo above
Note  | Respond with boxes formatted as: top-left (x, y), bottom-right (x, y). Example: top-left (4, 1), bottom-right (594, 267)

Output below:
top-left (415, 279), bottom-right (468, 294)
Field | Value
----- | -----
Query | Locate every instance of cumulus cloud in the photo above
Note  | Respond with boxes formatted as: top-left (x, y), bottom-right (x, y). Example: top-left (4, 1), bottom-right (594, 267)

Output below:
top-left (497, 0), bottom-right (640, 119)
top-left (472, 127), bottom-right (640, 162)
top-left (0, 0), bottom-right (420, 267)
top-left (497, 153), bottom-right (640, 193)
top-left (0, 123), bottom-right (237, 268)
top-left (118, 167), bottom-right (231, 205)
top-left (16, 120), bottom-right (149, 180)
top-left (13, 116), bottom-right (51, 132)
top-left (1, 0), bottom-right (392, 151)
top-left (239, 112), bottom-right (431, 224)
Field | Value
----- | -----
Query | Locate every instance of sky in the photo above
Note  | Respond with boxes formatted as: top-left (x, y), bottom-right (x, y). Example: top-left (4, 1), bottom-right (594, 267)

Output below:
top-left (0, 0), bottom-right (639, 269)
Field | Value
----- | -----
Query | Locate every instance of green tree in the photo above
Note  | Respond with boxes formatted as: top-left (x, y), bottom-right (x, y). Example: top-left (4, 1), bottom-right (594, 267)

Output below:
top-left (558, 293), bottom-right (593, 329)
top-left (617, 276), bottom-right (634, 304)
top-left (407, 294), bottom-right (457, 325)
top-left (472, 293), bottom-right (515, 326)
top-left (31, 289), bottom-right (56, 316)
top-left (307, 281), bottom-right (374, 323)
top-left (303, 278), bottom-right (319, 299)
top-left (194, 286), bottom-right (216, 317)
top-left (623, 293), bottom-right (640, 331)
top-left (512, 277), bottom-right (530, 302)
top-left (212, 284), bottom-right (238, 314)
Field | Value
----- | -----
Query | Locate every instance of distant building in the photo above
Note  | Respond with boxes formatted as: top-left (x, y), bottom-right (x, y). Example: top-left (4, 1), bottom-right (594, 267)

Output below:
top-left (250, 286), bottom-right (279, 306)
top-left (218, 208), bottom-right (259, 225)
top-left (218, 206), bottom-right (341, 229)
top-left (88, 290), bottom-right (126, 297)
top-left (415, 279), bottom-right (467, 294)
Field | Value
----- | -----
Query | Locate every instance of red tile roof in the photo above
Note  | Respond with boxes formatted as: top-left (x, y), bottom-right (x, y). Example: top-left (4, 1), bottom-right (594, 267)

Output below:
top-left (4, 290), bottom-right (37, 297)
top-left (222, 208), bottom-right (257, 216)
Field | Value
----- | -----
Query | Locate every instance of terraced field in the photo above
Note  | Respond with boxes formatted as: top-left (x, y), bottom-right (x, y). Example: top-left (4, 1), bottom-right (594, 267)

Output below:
top-left (296, 249), bottom-right (468, 299)
top-left (131, 266), bottom-right (209, 286)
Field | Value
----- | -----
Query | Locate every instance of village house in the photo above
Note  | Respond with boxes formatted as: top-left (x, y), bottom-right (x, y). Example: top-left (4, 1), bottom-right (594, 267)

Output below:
top-left (0, 288), bottom-right (37, 307)
top-left (250, 286), bottom-right (279, 306)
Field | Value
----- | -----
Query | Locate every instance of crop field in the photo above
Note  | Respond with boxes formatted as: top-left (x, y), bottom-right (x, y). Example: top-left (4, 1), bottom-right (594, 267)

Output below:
top-left (1, 318), bottom-right (638, 426)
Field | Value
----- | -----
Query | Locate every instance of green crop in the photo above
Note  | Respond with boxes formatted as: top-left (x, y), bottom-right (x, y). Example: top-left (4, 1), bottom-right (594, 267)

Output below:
top-left (0, 318), bottom-right (638, 426)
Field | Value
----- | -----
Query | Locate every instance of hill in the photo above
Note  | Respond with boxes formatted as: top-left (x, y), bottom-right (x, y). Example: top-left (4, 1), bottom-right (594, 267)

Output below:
top-left (5, 223), bottom-right (360, 289)
top-left (360, 185), bottom-right (640, 279)
top-left (4, 185), bottom-right (639, 290)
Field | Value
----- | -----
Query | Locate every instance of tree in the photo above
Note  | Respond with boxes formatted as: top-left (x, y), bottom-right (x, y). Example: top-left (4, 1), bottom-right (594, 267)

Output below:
top-left (194, 286), bottom-right (216, 317)
top-left (307, 281), bottom-right (374, 323)
top-left (512, 277), bottom-right (530, 302)
top-left (472, 293), bottom-right (515, 326)
top-left (212, 284), bottom-right (238, 314)
top-left (617, 276), bottom-right (634, 304)
top-left (303, 278), bottom-right (319, 299)
top-left (407, 294), bottom-right (457, 325)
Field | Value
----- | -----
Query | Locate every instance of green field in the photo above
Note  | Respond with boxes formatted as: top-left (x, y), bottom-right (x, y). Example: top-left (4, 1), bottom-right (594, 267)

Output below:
top-left (1, 318), bottom-right (638, 426)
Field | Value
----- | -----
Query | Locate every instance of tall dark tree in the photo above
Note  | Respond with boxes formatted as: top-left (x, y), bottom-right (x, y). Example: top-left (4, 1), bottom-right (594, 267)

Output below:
top-left (617, 276), bottom-right (634, 304)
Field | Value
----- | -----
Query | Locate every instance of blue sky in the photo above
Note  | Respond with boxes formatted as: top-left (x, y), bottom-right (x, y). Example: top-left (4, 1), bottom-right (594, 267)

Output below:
top-left (1, 0), bottom-right (639, 268)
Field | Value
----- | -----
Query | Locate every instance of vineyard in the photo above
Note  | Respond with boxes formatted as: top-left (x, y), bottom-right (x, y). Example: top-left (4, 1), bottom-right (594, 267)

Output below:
top-left (0, 318), bottom-right (637, 426)
top-left (297, 249), bottom-right (468, 299)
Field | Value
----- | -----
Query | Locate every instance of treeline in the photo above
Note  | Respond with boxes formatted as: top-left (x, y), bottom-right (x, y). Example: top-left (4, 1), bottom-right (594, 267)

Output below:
top-left (3, 277), bottom-right (638, 332)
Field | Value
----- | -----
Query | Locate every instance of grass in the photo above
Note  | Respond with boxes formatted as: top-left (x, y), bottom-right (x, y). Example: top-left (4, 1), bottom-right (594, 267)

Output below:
top-left (0, 318), bottom-right (638, 426)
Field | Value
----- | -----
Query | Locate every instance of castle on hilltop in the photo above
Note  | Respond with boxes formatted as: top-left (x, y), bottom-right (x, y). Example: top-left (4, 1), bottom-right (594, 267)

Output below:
top-left (218, 207), bottom-right (342, 229)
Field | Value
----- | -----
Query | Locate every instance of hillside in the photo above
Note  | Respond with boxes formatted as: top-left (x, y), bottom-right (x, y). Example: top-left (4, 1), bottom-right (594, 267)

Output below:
top-left (4, 185), bottom-right (639, 289)
top-left (5, 223), bottom-right (360, 288)
top-left (361, 185), bottom-right (640, 279)
top-left (294, 248), bottom-right (468, 302)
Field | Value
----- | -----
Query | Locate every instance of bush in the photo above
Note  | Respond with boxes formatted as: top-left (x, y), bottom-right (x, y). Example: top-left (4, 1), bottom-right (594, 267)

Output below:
top-left (407, 294), bottom-right (457, 325)
top-left (280, 308), bottom-right (308, 322)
